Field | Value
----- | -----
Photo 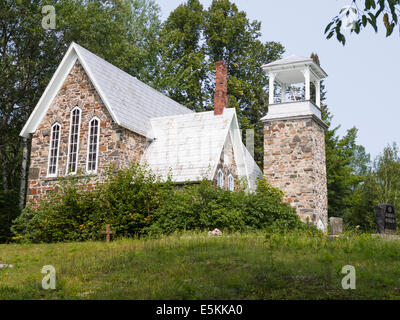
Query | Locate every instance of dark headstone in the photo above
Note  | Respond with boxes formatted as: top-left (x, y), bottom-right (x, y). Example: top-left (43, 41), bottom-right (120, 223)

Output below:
top-left (376, 204), bottom-right (396, 234)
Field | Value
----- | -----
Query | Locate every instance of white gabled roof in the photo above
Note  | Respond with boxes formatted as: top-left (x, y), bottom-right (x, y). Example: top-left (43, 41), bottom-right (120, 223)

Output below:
top-left (141, 108), bottom-right (260, 190)
top-left (20, 42), bottom-right (193, 138)
top-left (142, 109), bottom-right (235, 183)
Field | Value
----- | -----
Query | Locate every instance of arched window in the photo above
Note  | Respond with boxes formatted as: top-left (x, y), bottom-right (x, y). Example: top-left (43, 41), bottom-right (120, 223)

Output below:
top-left (86, 117), bottom-right (100, 173)
top-left (217, 169), bottom-right (224, 188)
top-left (228, 174), bottom-right (234, 191)
top-left (67, 107), bottom-right (81, 174)
top-left (47, 123), bottom-right (61, 177)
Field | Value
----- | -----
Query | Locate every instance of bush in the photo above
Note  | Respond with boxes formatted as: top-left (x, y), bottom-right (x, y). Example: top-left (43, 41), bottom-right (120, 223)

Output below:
top-left (12, 175), bottom-right (101, 243)
top-left (147, 180), bottom-right (247, 235)
top-left (11, 163), bottom-right (304, 243)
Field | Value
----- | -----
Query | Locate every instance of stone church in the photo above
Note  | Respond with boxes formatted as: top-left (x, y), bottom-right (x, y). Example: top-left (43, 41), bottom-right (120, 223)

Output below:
top-left (20, 43), bottom-right (328, 231)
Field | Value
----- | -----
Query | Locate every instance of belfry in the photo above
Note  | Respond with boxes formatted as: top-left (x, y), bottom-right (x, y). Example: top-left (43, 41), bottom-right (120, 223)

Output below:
top-left (261, 55), bottom-right (328, 231)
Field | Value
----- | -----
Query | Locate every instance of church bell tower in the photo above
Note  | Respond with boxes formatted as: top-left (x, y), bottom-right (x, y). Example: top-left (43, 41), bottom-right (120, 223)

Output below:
top-left (261, 55), bottom-right (328, 231)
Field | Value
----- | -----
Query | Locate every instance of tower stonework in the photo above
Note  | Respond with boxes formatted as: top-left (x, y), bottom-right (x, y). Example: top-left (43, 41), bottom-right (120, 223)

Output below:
top-left (260, 55), bottom-right (329, 231)
top-left (263, 116), bottom-right (328, 229)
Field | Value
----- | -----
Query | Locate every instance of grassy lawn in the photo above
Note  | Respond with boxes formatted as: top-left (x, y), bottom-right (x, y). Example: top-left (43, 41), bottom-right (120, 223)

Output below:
top-left (1, 232), bottom-right (400, 299)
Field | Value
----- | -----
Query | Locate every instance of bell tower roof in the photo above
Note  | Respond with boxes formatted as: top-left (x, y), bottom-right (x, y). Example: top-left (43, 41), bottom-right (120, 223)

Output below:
top-left (262, 54), bottom-right (327, 85)
top-left (261, 53), bottom-right (328, 129)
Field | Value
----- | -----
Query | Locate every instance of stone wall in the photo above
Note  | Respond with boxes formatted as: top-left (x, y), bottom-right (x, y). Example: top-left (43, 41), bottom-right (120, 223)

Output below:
top-left (213, 133), bottom-right (238, 190)
top-left (27, 61), bottom-right (147, 205)
top-left (263, 117), bottom-right (328, 230)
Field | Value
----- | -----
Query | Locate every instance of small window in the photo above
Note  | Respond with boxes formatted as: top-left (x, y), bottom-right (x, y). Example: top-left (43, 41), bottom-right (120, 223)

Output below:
top-left (67, 107), bottom-right (81, 174)
top-left (47, 123), bottom-right (61, 177)
top-left (228, 174), bottom-right (234, 191)
top-left (217, 169), bottom-right (224, 188)
top-left (86, 117), bottom-right (100, 173)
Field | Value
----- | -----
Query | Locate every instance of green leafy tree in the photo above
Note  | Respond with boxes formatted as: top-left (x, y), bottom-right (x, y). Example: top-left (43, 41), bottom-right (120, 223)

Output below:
top-left (155, 0), bottom-right (285, 166)
top-left (0, 0), bottom-right (161, 242)
top-left (154, 0), bottom-right (207, 111)
top-left (308, 53), bottom-right (371, 220)
top-left (373, 143), bottom-right (400, 205)
top-left (325, 0), bottom-right (400, 45)
top-left (344, 143), bottom-right (400, 230)
top-left (325, 125), bottom-right (370, 218)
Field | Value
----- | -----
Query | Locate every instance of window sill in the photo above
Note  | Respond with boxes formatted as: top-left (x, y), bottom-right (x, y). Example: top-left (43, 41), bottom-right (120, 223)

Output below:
top-left (43, 173), bottom-right (98, 182)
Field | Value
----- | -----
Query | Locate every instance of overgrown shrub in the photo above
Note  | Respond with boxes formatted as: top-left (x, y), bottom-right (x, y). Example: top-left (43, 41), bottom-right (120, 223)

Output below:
top-left (147, 180), bottom-right (247, 235)
top-left (11, 175), bottom-right (101, 243)
top-left (11, 163), bottom-right (303, 243)
top-left (96, 164), bottom-right (174, 237)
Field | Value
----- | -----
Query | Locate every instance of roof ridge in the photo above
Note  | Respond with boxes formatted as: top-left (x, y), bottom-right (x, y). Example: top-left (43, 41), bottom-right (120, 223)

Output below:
top-left (149, 108), bottom-right (235, 121)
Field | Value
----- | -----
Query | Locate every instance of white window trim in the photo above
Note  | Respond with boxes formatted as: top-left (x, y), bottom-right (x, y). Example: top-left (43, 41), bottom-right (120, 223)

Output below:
top-left (228, 174), bottom-right (234, 191)
top-left (86, 117), bottom-right (100, 174)
top-left (66, 106), bottom-right (81, 175)
top-left (217, 169), bottom-right (224, 188)
top-left (46, 122), bottom-right (61, 178)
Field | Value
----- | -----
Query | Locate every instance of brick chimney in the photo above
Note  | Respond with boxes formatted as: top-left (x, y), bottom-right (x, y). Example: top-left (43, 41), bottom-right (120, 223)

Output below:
top-left (214, 61), bottom-right (228, 115)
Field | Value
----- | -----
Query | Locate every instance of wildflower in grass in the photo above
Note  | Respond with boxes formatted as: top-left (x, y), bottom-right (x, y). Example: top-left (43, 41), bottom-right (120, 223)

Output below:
top-left (11, 234), bottom-right (22, 241)
top-left (1, 272), bottom-right (9, 281)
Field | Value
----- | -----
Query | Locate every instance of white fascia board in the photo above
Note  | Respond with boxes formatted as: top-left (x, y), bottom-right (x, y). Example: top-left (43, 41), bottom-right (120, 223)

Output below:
top-left (208, 111), bottom-right (234, 181)
top-left (311, 63), bottom-right (328, 78)
top-left (262, 61), bottom-right (327, 79)
top-left (229, 112), bottom-right (250, 190)
top-left (208, 129), bottom-right (231, 181)
top-left (261, 101), bottom-right (322, 121)
top-left (262, 61), bottom-right (311, 71)
top-left (72, 43), bottom-right (121, 127)
top-left (261, 101), bottom-right (328, 129)
top-left (20, 43), bottom-right (135, 139)
top-left (20, 44), bottom-right (78, 137)
top-left (262, 59), bottom-right (311, 69)
top-left (119, 122), bottom-right (155, 140)
top-left (211, 109), bottom-right (250, 190)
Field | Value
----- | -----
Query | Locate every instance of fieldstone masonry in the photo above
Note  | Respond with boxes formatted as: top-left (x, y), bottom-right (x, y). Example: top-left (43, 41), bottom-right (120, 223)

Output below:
top-left (27, 61), bottom-right (147, 205)
top-left (263, 116), bottom-right (328, 229)
top-left (26, 60), bottom-right (239, 205)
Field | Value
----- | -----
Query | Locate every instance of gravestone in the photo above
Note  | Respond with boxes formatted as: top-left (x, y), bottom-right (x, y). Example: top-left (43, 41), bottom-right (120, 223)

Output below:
top-left (101, 224), bottom-right (115, 243)
top-left (376, 204), bottom-right (396, 234)
top-left (329, 217), bottom-right (343, 236)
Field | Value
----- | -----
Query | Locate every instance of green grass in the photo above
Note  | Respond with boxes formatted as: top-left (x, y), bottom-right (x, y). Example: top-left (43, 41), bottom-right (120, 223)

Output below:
top-left (1, 231), bottom-right (400, 299)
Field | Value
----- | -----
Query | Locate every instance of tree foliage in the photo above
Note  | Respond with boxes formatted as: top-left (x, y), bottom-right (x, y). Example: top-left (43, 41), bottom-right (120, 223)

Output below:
top-left (154, 0), bottom-right (285, 166)
top-left (344, 144), bottom-right (400, 230)
top-left (0, 0), bottom-right (161, 242)
top-left (325, 0), bottom-right (400, 45)
top-left (308, 54), bottom-right (370, 221)
top-left (11, 164), bottom-right (303, 243)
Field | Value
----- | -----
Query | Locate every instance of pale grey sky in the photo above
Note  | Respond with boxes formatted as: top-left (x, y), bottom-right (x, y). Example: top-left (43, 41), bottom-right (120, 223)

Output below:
top-left (157, 0), bottom-right (400, 160)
